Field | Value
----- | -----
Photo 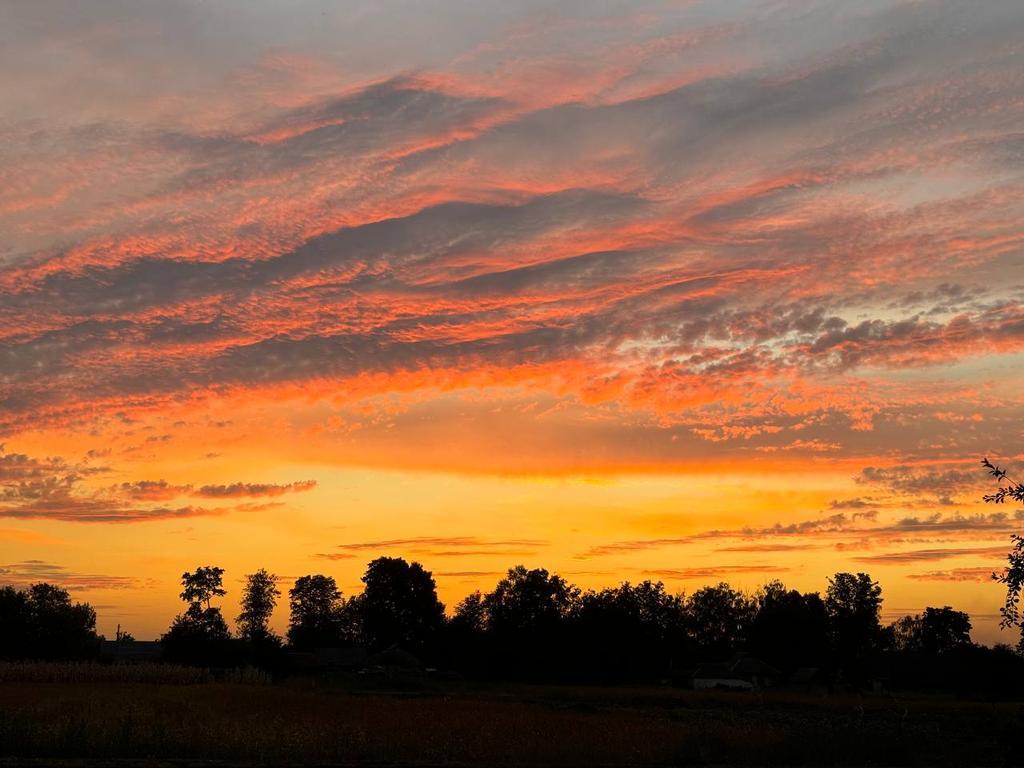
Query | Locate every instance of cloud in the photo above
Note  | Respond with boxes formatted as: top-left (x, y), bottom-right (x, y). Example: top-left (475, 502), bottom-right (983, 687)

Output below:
top-left (193, 480), bottom-right (317, 498)
top-left (329, 536), bottom-right (547, 558)
top-left (856, 466), bottom-right (983, 498)
top-left (714, 543), bottom-right (822, 553)
top-left (0, 560), bottom-right (151, 591)
top-left (0, 447), bottom-right (316, 523)
top-left (852, 546), bottom-right (1010, 565)
top-left (907, 568), bottom-right (1003, 583)
top-left (0, 0), bottom-right (1022, 473)
top-left (642, 565), bottom-right (788, 580)
top-left (0, 1), bottom-right (1023, 485)
top-left (578, 510), bottom-right (1022, 558)
top-left (116, 480), bottom-right (193, 501)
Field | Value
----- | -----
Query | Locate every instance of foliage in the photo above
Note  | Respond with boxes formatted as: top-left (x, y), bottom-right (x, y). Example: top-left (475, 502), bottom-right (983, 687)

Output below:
top-left (287, 574), bottom-right (356, 649)
top-left (981, 457), bottom-right (1024, 505)
top-left (825, 572), bottom-right (883, 680)
top-left (236, 569), bottom-right (281, 645)
top-left (686, 582), bottom-right (754, 658)
top-left (179, 566), bottom-right (226, 609)
top-left (890, 607), bottom-right (972, 655)
top-left (4, 555), bottom-right (1019, 692)
top-left (0, 583), bottom-right (97, 661)
top-left (162, 566), bottom-right (232, 665)
top-left (747, 581), bottom-right (829, 672)
top-left (981, 458), bottom-right (1024, 635)
top-left (359, 557), bottom-right (445, 652)
top-left (483, 565), bottom-right (579, 636)
top-left (573, 580), bottom-right (689, 682)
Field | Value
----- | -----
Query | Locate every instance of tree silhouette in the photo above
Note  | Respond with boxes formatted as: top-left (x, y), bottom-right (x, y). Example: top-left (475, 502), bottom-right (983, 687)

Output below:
top-left (287, 574), bottom-right (349, 649)
top-left (826, 572), bottom-right (882, 681)
top-left (891, 606), bottom-right (972, 655)
top-left (574, 580), bottom-right (688, 682)
top-left (237, 569), bottom-right (281, 646)
top-left (451, 590), bottom-right (487, 635)
top-left (180, 566), bottom-right (227, 609)
top-left (748, 581), bottom-right (829, 672)
top-left (359, 557), bottom-right (444, 653)
top-left (981, 458), bottom-right (1024, 642)
top-left (484, 565), bottom-right (578, 636)
top-left (686, 582), bottom-right (754, 658)
top-left (0, 583), bottom-right (97, 660)
top-left (478, 566), bottom-right (579, 679)
top-left (162, 566), bottom-right (231, 664)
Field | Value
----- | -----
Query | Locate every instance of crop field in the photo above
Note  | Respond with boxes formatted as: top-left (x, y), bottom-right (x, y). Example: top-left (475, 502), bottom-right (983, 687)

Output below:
top-left (0, 665), bottom-right (1021, 766)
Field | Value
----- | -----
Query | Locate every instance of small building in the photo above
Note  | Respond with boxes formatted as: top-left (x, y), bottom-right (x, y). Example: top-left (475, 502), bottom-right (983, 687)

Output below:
top-left (314, 646), bottom-right (368, 669)
top-left (99, 639), bottom-right (163, 663)
top-left (286, 646), bottom-right (368, 673)
top-left (692, 662), bottom-right (754, 690)
top-left (692, 654), bottom-right (782, 690)
top-left (731, 654), bottom-right (782, 688)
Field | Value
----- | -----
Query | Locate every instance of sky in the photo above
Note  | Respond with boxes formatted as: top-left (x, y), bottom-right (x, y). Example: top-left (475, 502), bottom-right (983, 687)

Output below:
top-left (0, 0), bottom-right (1022, 644)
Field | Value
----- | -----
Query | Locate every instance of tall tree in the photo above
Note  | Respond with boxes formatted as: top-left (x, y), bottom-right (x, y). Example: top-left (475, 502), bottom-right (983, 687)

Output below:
top-left (0, 586), bottom-right (31, 660)
top-left (480, 566), bottom-right (579, 680)
top-left (180, 566), bottom-right (227, 610)
top-left (686, 582), bottom-right (754, 658)
top-left (483, 566), bottom-right (578, 636)
top-left (287, 574), bottom-right (346, 649)
top-left (0, 583), bottom-right (97, 660)
top-left (826, 571), bottom-right (883, 680)
top-left (574, 580), bottom-right (687, 681)
top-left (748, 581), bottom-right (829, 672)
top-left (237, 569), bottom-right (281, 645)
top-left (891, 607), bottom-right (972, 655)
top-left (359, 557), bottom-right (444, 652)
top-left (451, 591), bottom-right (487, 635)
top-left (162, 565), bottom-right (231, 664)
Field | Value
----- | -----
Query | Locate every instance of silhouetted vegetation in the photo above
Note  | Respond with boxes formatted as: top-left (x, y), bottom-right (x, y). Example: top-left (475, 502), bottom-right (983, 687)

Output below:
top-left (983, 457), bottom-right (1024, 653)
top-left (161, 566), bottom-right (233, 666)
top-left (0, 583), bottom-right (97, 660)
top-left (2, 558), bottom-right (1022, 699)
top-left (359, 555), bottom-right (445, 653)
top-left (287, 573), bottom-right (358, 649)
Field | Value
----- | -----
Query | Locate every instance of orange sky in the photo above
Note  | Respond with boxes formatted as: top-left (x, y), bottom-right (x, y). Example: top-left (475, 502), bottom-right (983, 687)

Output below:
top-left (1, 0), bottom-right (1022, 644)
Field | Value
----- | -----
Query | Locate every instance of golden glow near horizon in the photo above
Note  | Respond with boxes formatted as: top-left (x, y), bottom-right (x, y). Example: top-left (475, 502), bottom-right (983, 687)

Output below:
top-left (1, 1), bottom-right (1022, 645)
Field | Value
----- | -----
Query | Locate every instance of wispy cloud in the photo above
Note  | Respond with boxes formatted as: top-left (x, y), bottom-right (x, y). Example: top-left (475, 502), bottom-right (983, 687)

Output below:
top-left (578, 510), bottom-right (1022, 559)
top-left (642, 565), bottom-right (788, 579)
top-left (0, 448), bottom-right (317, 523)
top-left (852, 546), bottom-right (1010, 565)
top-left (907, 568), bottom-right (1003, 583)
top-left (0, 560), bottom-right (152, 591)
top-left (331, 536), bottom-right (546, 558)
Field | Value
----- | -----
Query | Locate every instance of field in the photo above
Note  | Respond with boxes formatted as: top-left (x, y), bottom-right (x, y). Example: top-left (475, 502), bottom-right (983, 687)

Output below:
top-left (0, 665), bottom-right (1021, 766)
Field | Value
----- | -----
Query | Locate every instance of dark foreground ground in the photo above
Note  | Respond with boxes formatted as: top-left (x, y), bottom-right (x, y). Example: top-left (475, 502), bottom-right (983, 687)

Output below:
top-left (1, 669), bottom-right (1022, 766)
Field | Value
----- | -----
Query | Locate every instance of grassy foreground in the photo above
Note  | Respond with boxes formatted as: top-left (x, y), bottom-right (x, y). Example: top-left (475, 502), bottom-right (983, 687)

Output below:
top-left (0, 668), bottom-right (1022, 765)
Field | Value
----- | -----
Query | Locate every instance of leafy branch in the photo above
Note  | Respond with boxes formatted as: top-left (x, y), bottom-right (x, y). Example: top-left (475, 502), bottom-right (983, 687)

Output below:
top-left (982, 458), bottom-right (1024, 632)
top-left (981, 457), bottom-right (1024, 504)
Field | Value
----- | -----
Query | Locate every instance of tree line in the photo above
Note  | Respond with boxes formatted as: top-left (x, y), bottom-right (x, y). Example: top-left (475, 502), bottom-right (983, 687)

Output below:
top-left (3, 559), bottom-right (1023, 695)
top-left (1, 458), bottom-right (1020, 693)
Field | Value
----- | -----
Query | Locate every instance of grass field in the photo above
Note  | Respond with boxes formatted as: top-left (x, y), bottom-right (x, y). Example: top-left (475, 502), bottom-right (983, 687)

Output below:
top-left (0, 665), bottom-right (1021, 765)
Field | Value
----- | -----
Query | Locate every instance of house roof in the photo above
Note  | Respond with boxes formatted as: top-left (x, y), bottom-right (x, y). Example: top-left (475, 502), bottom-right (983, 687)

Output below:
top-left (692, 654), bottom-right (781, 681)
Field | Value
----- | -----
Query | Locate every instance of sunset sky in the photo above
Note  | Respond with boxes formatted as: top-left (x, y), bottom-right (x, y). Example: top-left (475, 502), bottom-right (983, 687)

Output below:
top-left (1, 0), bottom-right (1022, 644)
